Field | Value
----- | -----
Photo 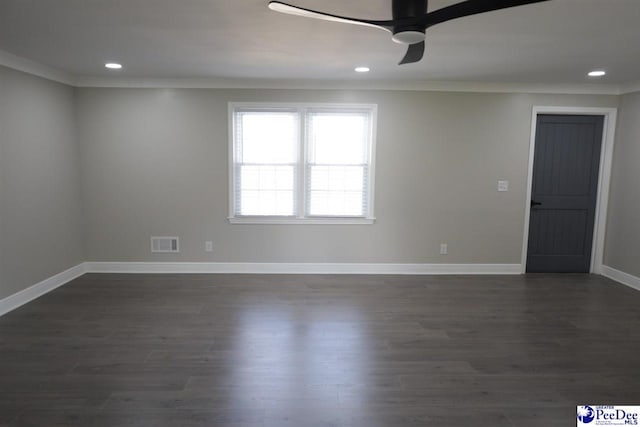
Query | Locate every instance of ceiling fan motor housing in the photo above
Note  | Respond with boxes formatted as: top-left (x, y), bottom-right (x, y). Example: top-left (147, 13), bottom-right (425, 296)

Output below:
top-left (392, 0), bottom-right (427, 44)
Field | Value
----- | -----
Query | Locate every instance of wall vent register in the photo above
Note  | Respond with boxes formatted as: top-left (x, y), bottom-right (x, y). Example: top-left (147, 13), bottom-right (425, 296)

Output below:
top-left (151, 237), bottom-right (179, 253)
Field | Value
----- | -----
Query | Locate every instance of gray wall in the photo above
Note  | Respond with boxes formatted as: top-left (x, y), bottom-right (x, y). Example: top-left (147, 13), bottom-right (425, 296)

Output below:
top-left (76, 87), bottom-right (618, 264)
top-left (0, 66), bottom-right (84, 299)
top-left (0, 63), bottom-right (632, 302)
top-left (604, 91), bottom-right (640, 277)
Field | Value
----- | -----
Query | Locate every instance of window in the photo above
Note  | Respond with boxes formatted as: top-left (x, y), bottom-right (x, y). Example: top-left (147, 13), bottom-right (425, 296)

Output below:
top-left (229, 103), bottom-right (376, 224)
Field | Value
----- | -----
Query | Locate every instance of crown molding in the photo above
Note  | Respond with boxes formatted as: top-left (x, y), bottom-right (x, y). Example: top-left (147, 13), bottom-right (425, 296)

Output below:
top-left (74, 76), bottom-right (624, 95)
top-left (620, 82), bottom-right (640, 95)
top-left (0, 50), bottom-right (76, 86)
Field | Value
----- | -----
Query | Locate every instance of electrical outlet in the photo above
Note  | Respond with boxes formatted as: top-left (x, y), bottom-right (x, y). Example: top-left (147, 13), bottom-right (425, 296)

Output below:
top-left (440, 243), bottom-right (448, 255)
top-left (205, 241), bottom-right (213, 252)
top-left (497, 180), bottom-right (509, 192)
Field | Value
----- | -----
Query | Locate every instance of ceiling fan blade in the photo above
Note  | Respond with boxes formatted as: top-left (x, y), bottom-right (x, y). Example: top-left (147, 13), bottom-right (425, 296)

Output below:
top-left (268, 1), bottom-right (393, 32)
top-left (399, 41), bottom-right (425, 65)
top-left (424, 0), bottom-right (551, 28)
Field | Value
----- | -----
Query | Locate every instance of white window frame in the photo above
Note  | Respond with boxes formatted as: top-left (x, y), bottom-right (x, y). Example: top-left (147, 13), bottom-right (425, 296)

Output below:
top-left (228, 102), bottom-right (377, 225)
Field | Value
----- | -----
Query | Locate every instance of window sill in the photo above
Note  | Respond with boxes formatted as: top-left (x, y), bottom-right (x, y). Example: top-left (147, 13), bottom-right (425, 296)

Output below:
top-left (228, 217), bottom-right (376, 225)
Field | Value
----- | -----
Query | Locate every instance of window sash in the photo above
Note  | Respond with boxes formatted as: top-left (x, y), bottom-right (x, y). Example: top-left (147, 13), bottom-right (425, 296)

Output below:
top-left (305, 164), bottom-right (369, 217)
top-left (234, 163), bottom-right (297, 217)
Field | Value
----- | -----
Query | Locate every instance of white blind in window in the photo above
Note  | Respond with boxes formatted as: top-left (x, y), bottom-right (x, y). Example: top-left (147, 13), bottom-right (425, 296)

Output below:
top-left (234, 109), bottom-right (298, 216)
top-left (306, 110), bottom-right (371, 217)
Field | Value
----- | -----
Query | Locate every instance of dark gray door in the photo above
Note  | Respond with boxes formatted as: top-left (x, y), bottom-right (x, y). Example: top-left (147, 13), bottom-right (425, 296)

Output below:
top-left (526, 114), bottom-right (604, 273)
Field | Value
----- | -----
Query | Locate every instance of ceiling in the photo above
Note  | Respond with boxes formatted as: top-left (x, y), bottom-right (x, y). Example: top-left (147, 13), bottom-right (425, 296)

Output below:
top-left (1, 0), bottom-right (639, 87)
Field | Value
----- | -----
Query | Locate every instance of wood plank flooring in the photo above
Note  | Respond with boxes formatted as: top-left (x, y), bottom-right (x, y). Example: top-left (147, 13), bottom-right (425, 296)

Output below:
top-left (1, 273), bottom-right (639, 426)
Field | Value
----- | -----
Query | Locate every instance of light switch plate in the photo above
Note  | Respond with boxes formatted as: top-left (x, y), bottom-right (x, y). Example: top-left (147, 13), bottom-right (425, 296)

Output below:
top-left (497, 180), bottom-right (509, 192)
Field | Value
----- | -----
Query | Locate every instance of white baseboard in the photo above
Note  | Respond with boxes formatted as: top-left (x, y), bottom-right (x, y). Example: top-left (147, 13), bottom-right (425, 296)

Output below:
top-left (85, 262), bottom-right (522, 275)
top-left (601, 265), bottom-right (640, 292)
top-left (3, 262), bottom-right (634, 318)
top-left (0, 263), bottom-right (87, 317)
top-left (0, 261), bottom-right (522, 317)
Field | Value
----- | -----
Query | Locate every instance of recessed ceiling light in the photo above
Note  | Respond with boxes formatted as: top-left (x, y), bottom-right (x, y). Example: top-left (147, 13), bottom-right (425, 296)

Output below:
top-left (588, 70), bottom-right (606, 77)
top-left (355, 66), bottom-right (370, 73)
top-left (105, 63), bottom-right (123, 70)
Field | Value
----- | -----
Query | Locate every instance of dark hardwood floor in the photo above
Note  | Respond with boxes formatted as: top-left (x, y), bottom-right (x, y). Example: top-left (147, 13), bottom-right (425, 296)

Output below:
top-left (1, 273), bottom-right (639, 426)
